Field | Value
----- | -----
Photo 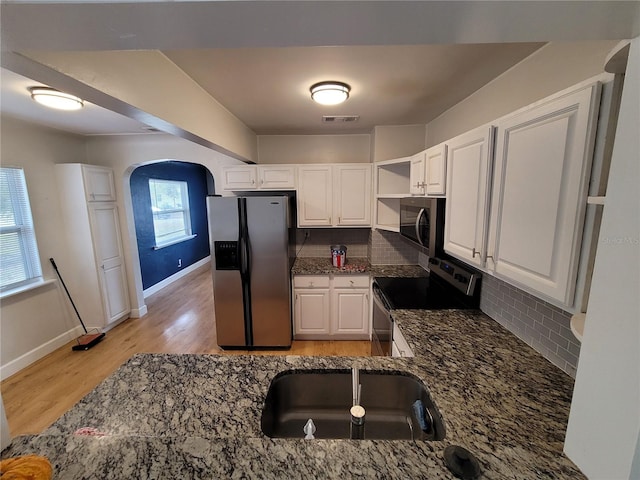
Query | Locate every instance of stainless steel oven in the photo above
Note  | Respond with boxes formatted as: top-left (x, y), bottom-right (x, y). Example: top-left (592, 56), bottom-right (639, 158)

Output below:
top-left (399, 197), bottom-right (445, 256)
top-left (371, 283), bottom-right (393, 356)
top-left (371, 257), bottom-right (481, 356)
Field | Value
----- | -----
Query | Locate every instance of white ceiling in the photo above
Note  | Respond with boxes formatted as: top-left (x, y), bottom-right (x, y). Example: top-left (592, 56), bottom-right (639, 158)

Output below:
top-left (1, 1), bottom-right (638, 138)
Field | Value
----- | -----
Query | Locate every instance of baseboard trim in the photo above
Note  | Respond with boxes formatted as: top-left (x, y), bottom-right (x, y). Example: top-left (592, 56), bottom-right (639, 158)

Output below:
top-left (143, 256), bottom-right (211, 299)
top-left (130, 304), bottom-right (148, 318)
top-left (1, 326), bottom-right (84, 380)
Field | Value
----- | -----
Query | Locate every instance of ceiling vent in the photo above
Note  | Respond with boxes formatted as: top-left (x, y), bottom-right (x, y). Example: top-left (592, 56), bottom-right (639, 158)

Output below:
top-left (322, 115), bottom-right (360, 123)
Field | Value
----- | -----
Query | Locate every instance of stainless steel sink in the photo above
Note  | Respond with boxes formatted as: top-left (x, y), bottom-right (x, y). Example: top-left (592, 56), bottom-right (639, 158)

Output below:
top-left (260, 370), bottom-right (445, 440)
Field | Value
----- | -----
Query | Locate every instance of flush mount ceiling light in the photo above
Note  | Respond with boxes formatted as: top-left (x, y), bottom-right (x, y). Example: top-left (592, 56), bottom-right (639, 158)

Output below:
top-left (310, 81), bottom-right (350, 105)
top-left (29, 87), bottom-right (84, 111)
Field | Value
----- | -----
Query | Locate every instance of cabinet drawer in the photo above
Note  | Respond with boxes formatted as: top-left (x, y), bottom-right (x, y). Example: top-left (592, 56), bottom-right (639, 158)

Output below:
top-left (332, 275), bottom-right (370, 288)
top-left (293, 275), bottom-right (330, 288)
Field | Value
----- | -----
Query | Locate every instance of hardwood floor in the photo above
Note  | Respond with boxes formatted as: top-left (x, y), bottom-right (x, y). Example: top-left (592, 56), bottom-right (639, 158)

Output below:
top-left (1, 265), bottom-right (370, 436)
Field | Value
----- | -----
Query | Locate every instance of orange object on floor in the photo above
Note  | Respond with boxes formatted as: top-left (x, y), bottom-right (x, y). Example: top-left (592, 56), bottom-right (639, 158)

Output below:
top-left (0, 455), bottom-right (52, 480)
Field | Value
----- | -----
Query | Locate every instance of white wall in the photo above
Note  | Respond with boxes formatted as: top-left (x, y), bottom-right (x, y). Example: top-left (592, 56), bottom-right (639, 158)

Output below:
top-left (257, 134), bottom-right (370, 164)
top-left (84, 133), bottom-right (245, 316)
top-left (564, 37), bottom-right (640, 479)
top-left (425, 41), bottom-right (620, 146)
top-left (0, 116), bottom-right (86, 378)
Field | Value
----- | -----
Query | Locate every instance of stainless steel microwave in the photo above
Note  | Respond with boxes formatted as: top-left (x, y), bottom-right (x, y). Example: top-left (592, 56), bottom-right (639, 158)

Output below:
top-left (399, 197), bottom-right (446, 256)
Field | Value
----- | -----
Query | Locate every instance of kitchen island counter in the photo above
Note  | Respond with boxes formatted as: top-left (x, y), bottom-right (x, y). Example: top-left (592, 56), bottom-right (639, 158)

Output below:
top-left (2, 310), bottom-right (583, 479)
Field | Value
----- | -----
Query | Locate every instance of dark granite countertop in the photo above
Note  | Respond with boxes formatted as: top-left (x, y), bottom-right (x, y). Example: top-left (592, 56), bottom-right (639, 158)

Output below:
top-left (2, 308), bottom-right (583, 479)
top-left (292, 257), bottom-right (427, 278)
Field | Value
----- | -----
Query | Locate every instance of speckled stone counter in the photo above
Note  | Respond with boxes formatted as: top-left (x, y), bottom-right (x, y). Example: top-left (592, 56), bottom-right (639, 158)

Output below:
top-left (292, 257), bottom-right (427, 278)
top-left (2, 309), bottom-right (584, 479)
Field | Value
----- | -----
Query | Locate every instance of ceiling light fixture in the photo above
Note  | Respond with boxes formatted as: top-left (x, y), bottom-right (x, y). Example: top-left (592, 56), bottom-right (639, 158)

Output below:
top-left (29, 87), bottom-right (84, 111)
top-left (310, 81), bottom-right (350, 105)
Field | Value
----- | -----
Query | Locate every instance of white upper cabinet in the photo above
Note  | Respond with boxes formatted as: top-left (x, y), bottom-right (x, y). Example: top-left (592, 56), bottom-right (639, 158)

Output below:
top-left (258, 165), bottom-right (296, 189)
top-left (425, 143), bottom-right (447, 196)
top-left (221, 165), bottom-right (296, 191)
top-left (409, 151), bottom-right (426, 195)
top-left (334, 164), bottom-right (372, 226)
top-left (221, 166), bottom-right (258, 190)
top-left (297, 164), bottom-right (371, 227)
top-left (82, 165), bottom-right (116, 202)
top-left (297, 166), bottom-right (333, 226)
top-left (488, 84), bottom-right (601, 306)
top-left (444, 125), bottom-right (495, 268)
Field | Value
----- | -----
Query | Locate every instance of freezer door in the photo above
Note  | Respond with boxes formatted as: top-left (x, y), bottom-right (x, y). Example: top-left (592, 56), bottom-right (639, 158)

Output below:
top-left (207, 197), bottom-right (246, 347)
top-left (245, 197), bottom-right (292, 347)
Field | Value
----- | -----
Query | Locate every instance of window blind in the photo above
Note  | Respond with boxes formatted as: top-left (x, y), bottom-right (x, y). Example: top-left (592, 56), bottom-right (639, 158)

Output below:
top-left (0, 167), bottom-right (42, 290)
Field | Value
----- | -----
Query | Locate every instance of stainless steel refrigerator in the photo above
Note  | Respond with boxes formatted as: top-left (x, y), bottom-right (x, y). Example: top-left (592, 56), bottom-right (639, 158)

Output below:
top-left (207, 195), bottom-right (293, 348)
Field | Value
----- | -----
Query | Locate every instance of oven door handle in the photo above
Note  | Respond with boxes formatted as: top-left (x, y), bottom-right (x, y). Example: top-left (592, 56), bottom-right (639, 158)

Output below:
top-left (415, 208), bottom-right (425, 246)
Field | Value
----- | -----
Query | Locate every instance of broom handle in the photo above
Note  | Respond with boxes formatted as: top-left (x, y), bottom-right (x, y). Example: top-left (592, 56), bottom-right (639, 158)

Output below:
top-left (50, 258), bottom-right (89, 334)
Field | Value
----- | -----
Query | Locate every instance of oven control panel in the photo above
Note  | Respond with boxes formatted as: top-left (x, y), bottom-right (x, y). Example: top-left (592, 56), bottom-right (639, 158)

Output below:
top-left (428, 257), bottom-right (480, 296)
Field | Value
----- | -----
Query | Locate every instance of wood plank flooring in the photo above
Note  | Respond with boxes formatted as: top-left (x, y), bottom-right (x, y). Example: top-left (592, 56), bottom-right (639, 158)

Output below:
top-left (1, 265), bottom-right (370, 437)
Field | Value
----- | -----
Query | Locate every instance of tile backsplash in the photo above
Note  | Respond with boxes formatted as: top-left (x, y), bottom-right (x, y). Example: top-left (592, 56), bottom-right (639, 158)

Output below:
top-left (295, 228), bottom-right (369, 258)
top-left (369, 229), bottom-right (420, 265)
top-left (480, 274), bottom-right (581, 378)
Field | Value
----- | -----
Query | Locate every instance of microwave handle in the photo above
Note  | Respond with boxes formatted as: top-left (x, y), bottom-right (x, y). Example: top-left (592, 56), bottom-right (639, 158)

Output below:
top-left (415, 208), bottom-right (425, 246)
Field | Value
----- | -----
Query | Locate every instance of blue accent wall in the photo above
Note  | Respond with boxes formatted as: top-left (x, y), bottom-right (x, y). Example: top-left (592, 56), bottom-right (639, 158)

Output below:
top-left (131, 161), bottom-right (213, 290)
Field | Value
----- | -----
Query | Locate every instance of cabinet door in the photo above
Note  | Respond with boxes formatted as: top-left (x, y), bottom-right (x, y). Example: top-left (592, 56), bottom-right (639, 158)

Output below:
top-left (425, 144), bottom-right (447, 196)
top-left (221, 166), bottom-right (258, 190)
top-left (82, 165), bottom-right (116, 202)
top-left (489, 85), bottom-right (600, 305)
top-left (444, 126), bottom-right (495, 267)
top-left (294, 288), bottom-right (331, 338)
top-left (334, 165), bottom-right (372, 226)
top-left (409, 152), bottom-right (426, 195)
top-left (297, 166), bottom-right (333, 226)
top-left (88, 203), bottom-right (130, 325)
top-left (258, 165), bottom-right (296, 189)
top-left (332, 289), bottom-right (370, 339)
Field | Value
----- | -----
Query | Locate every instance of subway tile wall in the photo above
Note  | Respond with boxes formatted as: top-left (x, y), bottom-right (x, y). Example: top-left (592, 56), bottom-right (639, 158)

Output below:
top-left (295, 228), bottom-right (370, 258)
top-left (370, 230), bottom-right (420, 265)
top-left (480, 274), bottom-right (581, 378)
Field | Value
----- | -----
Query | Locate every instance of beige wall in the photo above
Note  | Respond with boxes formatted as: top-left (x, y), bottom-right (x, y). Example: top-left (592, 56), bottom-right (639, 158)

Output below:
top-left (425, 41), bottom-right (620, 146)
top-left (370, 125), bottom-right (426, 162)
top-left (257, 134), bottom-right (371, 164)
top-left (0, 116), bottom-right (86, 377)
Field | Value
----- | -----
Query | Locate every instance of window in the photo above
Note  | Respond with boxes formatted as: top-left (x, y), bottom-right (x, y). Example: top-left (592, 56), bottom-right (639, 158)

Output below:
top-left (149, 178), bottom-right (193, 248)
top-left (0, 167), bottom-right (42, 291)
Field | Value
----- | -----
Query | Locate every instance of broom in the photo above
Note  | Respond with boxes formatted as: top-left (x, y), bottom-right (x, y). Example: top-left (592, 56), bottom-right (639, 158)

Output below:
top-left (50, 258), bottom-right (106, 351)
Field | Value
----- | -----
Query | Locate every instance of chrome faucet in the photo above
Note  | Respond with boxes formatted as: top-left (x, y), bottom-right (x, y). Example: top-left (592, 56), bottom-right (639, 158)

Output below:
top-left (350, 365), bottom-right (365, 439)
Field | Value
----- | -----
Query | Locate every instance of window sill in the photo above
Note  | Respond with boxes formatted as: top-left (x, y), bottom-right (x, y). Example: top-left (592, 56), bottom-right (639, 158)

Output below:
top-left (0, 278), bottom-right (57, 299)
top-left (153, 234), bottom-right (197, 250)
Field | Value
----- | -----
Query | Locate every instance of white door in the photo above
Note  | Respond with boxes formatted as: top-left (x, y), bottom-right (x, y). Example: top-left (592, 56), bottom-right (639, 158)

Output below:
top-left (89, 203), bottom-right (130, 324)
top-left (409, 152), bottom-right (426, 195)
top-left (332, 289), bottom-right (369, 338)
top-left (425, 143), bottom-right (447, 196)
top-left (334, 165), bottom-right (372, 226)
top-left (294, 289), bottom-right (331, 338)
top-left (489, 85), bottom-right (600, 305)
top-left (444, 125), bottom-right (495, 267)
top-left (221, 166), bottom-right (258, 190)
top-left (297, 166), bottom-right (333, 226)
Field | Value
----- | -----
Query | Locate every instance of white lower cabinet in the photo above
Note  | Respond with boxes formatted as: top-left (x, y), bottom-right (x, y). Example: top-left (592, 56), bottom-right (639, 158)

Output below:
top-left (294, 275), bottom-right (370, 340)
